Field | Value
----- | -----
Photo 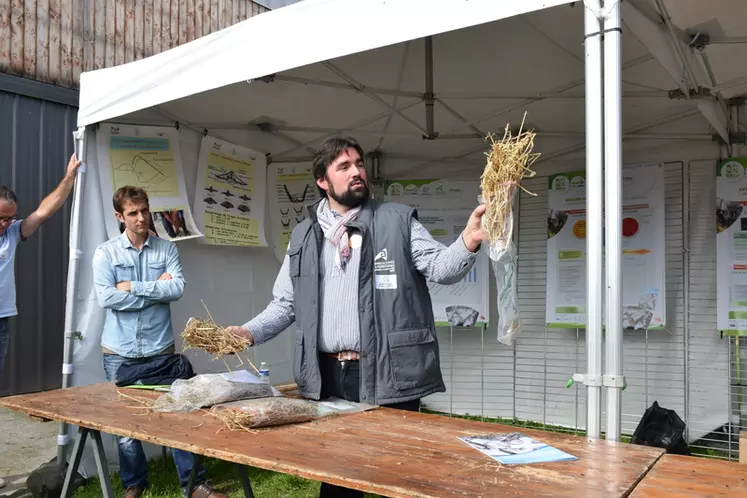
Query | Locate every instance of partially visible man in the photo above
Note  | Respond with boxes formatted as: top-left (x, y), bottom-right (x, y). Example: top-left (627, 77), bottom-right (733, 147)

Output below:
top-left (0, 153), bottom-right (80, 490)
top-left (92, 186), bottom-right (225, 498)
top-left (0, 153), bottom-right (81, 378)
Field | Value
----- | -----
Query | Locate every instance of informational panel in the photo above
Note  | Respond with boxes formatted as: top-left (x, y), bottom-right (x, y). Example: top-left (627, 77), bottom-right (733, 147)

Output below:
top-left (267, 162), bottom-right (319, 263)
top-left (716, 158), bottom-right (747, 333)
top-left (96, 123), bottom-right (202, 242)
top-left (193, 136), bottom-right (267, 247)
top-left (383, 179), bottom-right (489, 327)
top-left (545, 163), bottom-right (666, 330)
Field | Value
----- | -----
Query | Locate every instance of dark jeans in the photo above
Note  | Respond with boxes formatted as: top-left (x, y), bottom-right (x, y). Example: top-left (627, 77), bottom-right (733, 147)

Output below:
top-left (103, 353), bottom-right (206, 490)
top-left (317, 354), bottom-right (420, 498)
top-left (0, 318), bottom-right (8, 378)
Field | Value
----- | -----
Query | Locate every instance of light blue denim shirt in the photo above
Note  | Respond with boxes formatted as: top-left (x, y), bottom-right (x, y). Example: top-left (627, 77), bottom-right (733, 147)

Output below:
top-left (92, 232), bottom-right (186, 358)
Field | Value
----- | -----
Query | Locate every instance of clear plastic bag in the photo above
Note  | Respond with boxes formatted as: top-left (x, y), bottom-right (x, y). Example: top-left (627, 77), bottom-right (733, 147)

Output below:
top-left (211, 397), bottom-right (374, 429)
top-left (151, 373), bottom-right (280, 413)
top-left (480, 191), bottom-right (520, 346)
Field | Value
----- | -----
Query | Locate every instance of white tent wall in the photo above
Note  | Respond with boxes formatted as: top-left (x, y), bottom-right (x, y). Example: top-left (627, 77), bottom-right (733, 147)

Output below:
top-left (67, 123), bottom-right (297, 478)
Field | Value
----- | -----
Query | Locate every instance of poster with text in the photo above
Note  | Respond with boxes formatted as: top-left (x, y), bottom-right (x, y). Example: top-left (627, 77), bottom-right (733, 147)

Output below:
top-left (193, 136), bottom-right (267, 247)
top-left (384, 179), bottom-right (489, 327)
top-left (267, 162), bottom-right (319, 263)
top-left (716, 158), bottom-right (747, 333)
top-left (545, 163), bottom-right (666, 330)
top-left (96, 123), bottom-right (202, 242)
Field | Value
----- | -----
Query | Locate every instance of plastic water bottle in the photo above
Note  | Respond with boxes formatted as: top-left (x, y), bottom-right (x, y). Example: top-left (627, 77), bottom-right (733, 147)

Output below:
top-left (258, 362), bottom-right (270, 384)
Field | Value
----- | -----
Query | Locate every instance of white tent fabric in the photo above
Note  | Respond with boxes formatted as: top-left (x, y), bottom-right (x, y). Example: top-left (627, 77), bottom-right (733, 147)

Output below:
top-left (77, 0), bottom-right (572, 127)
top-left (65, 0), bottom-right (747, 477)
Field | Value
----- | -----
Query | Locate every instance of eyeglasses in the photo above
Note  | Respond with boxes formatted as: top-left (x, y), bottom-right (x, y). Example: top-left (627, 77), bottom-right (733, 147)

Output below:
top-left (0, 216), bottom-right (16, 224)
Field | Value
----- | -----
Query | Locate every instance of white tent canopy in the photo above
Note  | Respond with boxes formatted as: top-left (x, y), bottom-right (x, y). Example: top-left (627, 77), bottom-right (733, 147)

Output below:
top-left (65, 0), bottom-right (747, 477)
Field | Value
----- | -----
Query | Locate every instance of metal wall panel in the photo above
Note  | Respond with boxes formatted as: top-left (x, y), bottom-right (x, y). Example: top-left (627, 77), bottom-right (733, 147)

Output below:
top-left (0, 0), bottom-right (268, 89)
top-left (0, 87), bottom-right (77, 396)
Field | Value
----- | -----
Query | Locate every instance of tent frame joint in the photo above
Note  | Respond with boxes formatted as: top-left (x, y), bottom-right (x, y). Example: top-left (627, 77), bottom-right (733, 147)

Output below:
top-left (712, 132), bottom-right (746, 146)
top-left (667, 87), bottom-right (711, 100)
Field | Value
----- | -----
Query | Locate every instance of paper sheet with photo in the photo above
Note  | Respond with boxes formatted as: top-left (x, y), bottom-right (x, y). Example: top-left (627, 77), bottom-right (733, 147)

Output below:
top-left (383, 179), bottom-right (489, 327)
top-left (545, 163), bottom-right (666, 329)
top-left (193, 136), bottom-right (268, 246)
top-left (96, 123), bottom-right (202, 242)
top-left (458, 432), bottom-right (578, 465)
top-left (267, 162), bottom-right (320, 263)
top-left (716, 158), bottom-right (747, 332)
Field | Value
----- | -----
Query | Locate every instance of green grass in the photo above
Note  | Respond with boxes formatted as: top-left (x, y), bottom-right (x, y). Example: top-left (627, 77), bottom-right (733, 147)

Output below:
top-left (73, 454), bottom-right (380, 498)
top-left (72, 409), bottom-right (721, 497)
top-left (73, 457), bottom-right (321, 498)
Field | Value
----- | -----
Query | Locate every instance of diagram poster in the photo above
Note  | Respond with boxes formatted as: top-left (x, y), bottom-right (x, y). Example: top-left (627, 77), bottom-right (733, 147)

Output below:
top-left (545, 163), bottom-right (666, 330)
top-left (716, 158), bottom-right (747, 333)
top-left (267, 162), bottom-right (319, 263)
top-left (96, 123), bottom-right (202, 242)
top-left (383, 179), bottom-right (489, 328)
top-left (193, 136), bottom-right (268, 247)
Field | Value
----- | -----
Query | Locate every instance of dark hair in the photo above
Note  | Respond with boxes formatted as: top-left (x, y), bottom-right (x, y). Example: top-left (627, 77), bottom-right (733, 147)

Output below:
top-left (0, 185), bottom-right (18, 205)
top-left (312, 136), bottom-right (365, 198)
top-left (113, 186), bottom-right (149, 214)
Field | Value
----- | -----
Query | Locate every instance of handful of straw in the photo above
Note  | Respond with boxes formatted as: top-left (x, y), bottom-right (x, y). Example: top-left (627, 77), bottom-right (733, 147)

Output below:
top-left (181, 300), bottom-right (255, 371)
top-left (480, 112), bottom-right (540, 250)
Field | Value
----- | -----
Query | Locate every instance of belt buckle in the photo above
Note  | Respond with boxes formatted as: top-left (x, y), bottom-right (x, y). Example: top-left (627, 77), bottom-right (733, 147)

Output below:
top-left (336, 351), bottom-right (357, 361)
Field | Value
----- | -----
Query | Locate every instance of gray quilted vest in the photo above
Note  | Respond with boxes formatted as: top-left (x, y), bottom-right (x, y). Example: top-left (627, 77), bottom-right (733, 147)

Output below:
top-left (287, 198), bottom-right (446, 405)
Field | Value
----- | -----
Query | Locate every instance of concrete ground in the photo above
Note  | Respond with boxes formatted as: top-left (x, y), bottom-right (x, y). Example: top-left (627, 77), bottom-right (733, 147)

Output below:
top-left (0, 407), bottom-right (60, 497)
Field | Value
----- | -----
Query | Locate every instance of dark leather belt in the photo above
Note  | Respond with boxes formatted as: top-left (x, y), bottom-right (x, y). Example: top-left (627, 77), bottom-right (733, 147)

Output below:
top-left (323, 351), bottom-right (360, 361)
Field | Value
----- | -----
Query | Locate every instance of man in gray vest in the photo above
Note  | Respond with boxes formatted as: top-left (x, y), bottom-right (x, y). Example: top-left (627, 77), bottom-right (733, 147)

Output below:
top-left (227, 136), bottom-right (484, 498)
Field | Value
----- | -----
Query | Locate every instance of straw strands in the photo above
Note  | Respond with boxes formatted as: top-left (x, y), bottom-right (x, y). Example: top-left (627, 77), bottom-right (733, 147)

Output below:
top-left (181, 300), bottom-right (258, 372)
top-left (480, 112), bottom-right (540, 247)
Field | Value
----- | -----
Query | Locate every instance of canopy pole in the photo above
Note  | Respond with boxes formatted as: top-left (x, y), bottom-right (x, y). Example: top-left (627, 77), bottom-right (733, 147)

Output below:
top-left (603, 0), bottom-right (624, 443)
top-left (57, 126), bottom-right (88, 469)
top-left (424, 36), bottom-right (435, 139)
top-left (584, 0), bottom-right (604, 441)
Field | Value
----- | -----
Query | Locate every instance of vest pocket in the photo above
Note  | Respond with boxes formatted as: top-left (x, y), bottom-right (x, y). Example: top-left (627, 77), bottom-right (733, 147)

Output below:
top-left (387, 328), bottom-right (438, 390)
top-left (287, 247), bottom-right (302, 277)
top-left (293, 329), bottom-right (304, 382)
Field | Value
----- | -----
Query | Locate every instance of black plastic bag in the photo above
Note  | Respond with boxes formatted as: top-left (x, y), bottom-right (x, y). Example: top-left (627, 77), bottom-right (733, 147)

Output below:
top-left (630, 400), bottom-right (690, 455)
top-left (26, 457), bottom-right (85, 498)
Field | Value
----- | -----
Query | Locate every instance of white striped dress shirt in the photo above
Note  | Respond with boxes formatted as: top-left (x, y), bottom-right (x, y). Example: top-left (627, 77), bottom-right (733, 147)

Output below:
top-left (245, 204), bottom-right (477, 352)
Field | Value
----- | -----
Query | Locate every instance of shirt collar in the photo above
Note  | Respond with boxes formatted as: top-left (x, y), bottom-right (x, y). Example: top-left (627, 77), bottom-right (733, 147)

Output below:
top-left (318, 198), bottom-right (346, 219)
top-left (119, 231), bottom-right (152, 249)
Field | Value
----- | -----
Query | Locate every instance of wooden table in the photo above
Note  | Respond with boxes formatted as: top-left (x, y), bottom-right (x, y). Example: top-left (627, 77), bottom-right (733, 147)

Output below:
top-left (630, 453), bottom-right (747, 497)
top-left (0, 383), bottom-right (664, 498)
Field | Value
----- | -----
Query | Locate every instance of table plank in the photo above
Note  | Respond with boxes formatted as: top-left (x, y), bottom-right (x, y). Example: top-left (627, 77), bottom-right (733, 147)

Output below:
top-left (0, 383), bottom-right (663, 498)
top-left (630, 453), bottom-right (747, 497)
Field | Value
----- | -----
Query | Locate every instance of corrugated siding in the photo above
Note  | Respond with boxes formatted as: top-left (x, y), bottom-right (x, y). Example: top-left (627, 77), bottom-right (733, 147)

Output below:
top-left (0, 89), bottom-right (77, 396)
top-left (0, 0), bottom-right (267, 89)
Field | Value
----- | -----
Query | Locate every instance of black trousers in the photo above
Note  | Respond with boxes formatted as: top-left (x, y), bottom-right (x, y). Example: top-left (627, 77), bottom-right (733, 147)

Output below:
top-left (318, 354), bottom-right (420, 498)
